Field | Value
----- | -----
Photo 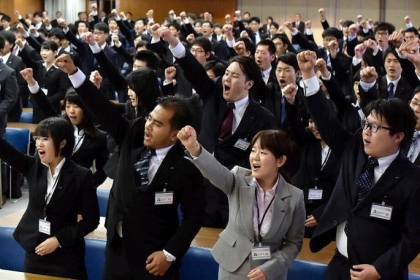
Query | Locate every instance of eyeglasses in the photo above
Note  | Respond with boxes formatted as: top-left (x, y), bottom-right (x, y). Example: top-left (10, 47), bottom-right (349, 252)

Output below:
top-left (190, 48), bottom-right (205, 54)
top-left (274, 42), bottom-right (283, 46)
top-left (361, 119), bottom-right (391, 133)
top-left (33, 136), bottom-right (50, 142)
top-left (410, 99), bottom-right (420, 109)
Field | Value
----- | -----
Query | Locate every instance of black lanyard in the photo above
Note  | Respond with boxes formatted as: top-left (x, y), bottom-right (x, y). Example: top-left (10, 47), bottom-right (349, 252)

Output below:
top-left (43, 171), bottom-right (61, 219)
top-left (73, 134), bottom-right (85, 153)
top-left (255, 189), bottom-right (276, 244)
top-left (320, 147), bottom-right (331, 172)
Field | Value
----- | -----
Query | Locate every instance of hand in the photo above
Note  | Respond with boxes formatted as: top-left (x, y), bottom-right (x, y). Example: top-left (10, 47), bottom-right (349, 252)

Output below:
top-left (145, 251), bottom-right (172, 276)
top-left (186, 33), bottom-right (195, 44)
top-left (180, 11), bottom-right (186, 19)
top-left (234, 41), bottom-right (246, 56)
top-left (20, 68), bottom-right (36, 86)
top-left (297, 51), bottom-right (317, 79)
top-left (55, 54), bottom-right (77, 75)
top-left (148, 23), bottom-right (161, 38)
top-left (223, 24), bottom-right (234, 40)
top-left (159, 26), bottom-right (178, 47)
top-left (364, 39), bottom-right (378, 54)
top-left (360, 20), bottom-right (367, 29)
top-left (305, 20), bottom-right (311, 29)
top-left (16, 23), bottom-right (26, 35)
top-left (354, 43), bottom-right (367, 59)
top-left (247, 268), bottom-right (267, 280)
top-left (315, 58), bottom-right (329, 77)
top-left (15, 38), bottom-right (24, 49)
top-left (43, 17), bottom-right (50, 26)
top-left (388, 30), bottom-right (404, 48)
top-left (349, 24), bottom-right (358, 36)
top-left (282, 83), bottom-right (298, 104)
top-left (91, 3), bottom-right (98, 11)
top-left (339, 19), bottom-right (343, 26)
top-left (35, 237), bottom-right (60, 256)
top-left (404, 15), bottom-right (411, 24)
top-left (57, 18), bottom-right (67, 29)
top-left (240, 30), bottom-right (249, 38)
top-left (25, 19), bottom-right (32, 27)
top-left (110, 9), bottom-right (118, 17)
top-left (284, 21), bottom-right (295, 32)
top-left (360, 66), bottom-right (377, 83)
top-left (119, 11), bottom-right (126, 19)
top-left (15, 10), bottom-right (21, 18)
top-left (225, 14), bottom-right (231, 23)
top-left (350, 264), bottom-right (380, 280)
top-left (327, 40), bottom-right (339, 58)
top-left (90, 70), bottom-right (103, 89)
top-left (165, 66), bottom-right (177, 81)
top-left (112, 32), bottom-right (119, 44)
top-left (399, 38), bottom-right (420, 67)
top-left (305, 215), bottom-right (318, 227)
top-left (29, 25), bottom-right (37, 35)
top-left (318, 8), bottom-right (325, 19)
top-left (81, 32), bottom-right (95, 45)
top-left (177, 126), bottom-right (200, 156)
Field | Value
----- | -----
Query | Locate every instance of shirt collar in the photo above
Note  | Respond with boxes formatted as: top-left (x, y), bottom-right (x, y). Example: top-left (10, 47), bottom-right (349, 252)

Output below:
top-left (386, 76), bottom-right (401, 86)
top-left (262, 66), bottom-right (272, 78)
top-left (155, 144), bottom-right (175, 161)
top-left (375, 150), bottom-right (399, 170)
top-left (232, 95), bottom-right (249, 112)
top-left (41, 157), bottom-right (66, 177)
top-left (254, 175), bottom-right (279, 195)
top-left (1, 52), bottom-right (11, 63)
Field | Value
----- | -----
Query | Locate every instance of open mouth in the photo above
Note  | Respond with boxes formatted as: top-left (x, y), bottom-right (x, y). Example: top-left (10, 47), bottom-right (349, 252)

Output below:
top-left (224, 84), bottom-right (231, 93)
top-left (38, 150), bottom-right (46, 158)
top-left (252, 164), bottom-right (260, 170)
top-left (144, 131), bottom-right (151, 140)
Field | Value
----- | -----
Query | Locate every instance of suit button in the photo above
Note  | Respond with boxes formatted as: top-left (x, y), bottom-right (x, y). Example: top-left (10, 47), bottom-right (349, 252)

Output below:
top-left (333, 220), bottom-right (337, 226)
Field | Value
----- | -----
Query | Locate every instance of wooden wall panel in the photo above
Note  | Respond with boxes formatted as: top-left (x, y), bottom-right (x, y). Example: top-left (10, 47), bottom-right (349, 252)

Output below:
top-left (1, 0), bottom-right (43, 20)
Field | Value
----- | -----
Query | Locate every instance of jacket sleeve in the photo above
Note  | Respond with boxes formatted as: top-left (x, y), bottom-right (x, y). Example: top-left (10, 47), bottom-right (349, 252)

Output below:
top-left (0, 69), bottom-right (18, 116)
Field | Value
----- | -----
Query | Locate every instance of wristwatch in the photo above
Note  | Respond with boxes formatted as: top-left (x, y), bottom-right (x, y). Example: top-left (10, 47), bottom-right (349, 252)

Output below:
top-left (163, 251), bottom-right (175, 262)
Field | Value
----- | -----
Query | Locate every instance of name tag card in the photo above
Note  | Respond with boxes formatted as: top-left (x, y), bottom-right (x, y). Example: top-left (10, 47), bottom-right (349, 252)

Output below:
top-left (251, 246), bottom-right (271, 260)
top-left (155, 192), bottom-right (174, 205)
top-left (308, 188), bottom-right (323, 200)
top-left (234, 139), bottom-right (250, 151)
top-left (39, 219), bottom-right (51, 235)
top-left (370, 203), bottom-right (393, 221)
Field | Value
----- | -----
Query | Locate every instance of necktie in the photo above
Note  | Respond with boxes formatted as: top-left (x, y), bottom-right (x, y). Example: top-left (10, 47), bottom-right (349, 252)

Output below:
top-left (12, 45), bottom-right (18, 56)
top-left (134, 148), bottom-right (156, 189)
top-left (281, 97), bottom-right (286, 124)
top-left (388, 83), bottom-right (394, 99)
top-left (408, 131), bottom-right (419, 162)
top-left (345, 157), bottom-right (378, 235)
top-left (219, 102), bottom-right (236, 139)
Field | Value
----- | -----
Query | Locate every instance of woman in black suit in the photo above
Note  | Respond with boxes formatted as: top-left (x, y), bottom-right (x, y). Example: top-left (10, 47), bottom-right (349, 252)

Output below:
top-left (21, 68), bottom-right (109, 188)
top-left (16, 40), bottom-right (70, 123)
top-left (0, 117), bottom-right (99, 279)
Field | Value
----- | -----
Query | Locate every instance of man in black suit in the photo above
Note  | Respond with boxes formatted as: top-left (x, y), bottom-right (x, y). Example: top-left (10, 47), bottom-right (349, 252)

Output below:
top-left (56, 54), bottom-right (206, 280)
top-left (0, 31), bottom-right (26, 122)
top-left (159, 26), bottom-right (277, 227)
top-left (295, 50), bottom-right (420, 280)
top-left (255, 39), bottom-right (277, 85)
top-left (408, 88), bottom-right (420, 165)
top-left (292, 13), bottom-right (305, 45)
top-left (246, 17), bottom-right (269, 45)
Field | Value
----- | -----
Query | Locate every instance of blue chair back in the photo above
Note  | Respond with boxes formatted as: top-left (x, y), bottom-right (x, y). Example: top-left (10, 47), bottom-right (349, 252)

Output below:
top-left (287, 259), bottom-right (328, 280)
top-left (4, 128), bottom-right (30, 153)
top-left (410, 273), bottom-right (420, 280)
top-left (97, 189), bottom-right (110, 217)
top-left (180, 246), bottom-right (218, 280)
top-left (0, 226), bottom-right (25, 271)
top-left (85, 238), bottom-right (106, 280)
top-left (19, 112), bottom-right (33, 124)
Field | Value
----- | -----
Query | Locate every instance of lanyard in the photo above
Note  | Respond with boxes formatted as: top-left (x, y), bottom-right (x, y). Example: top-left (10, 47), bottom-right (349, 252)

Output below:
top-left (43, 172), bottom-right (61, 219)
top-left (73, 134), bottom-right (85, 153)
top-left (255, 189), bottom-right (276, 244)
top-left (320, 146), bottom-right (331, 172)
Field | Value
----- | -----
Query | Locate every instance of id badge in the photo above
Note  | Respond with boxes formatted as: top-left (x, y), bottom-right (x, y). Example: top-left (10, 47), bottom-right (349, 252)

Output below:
top-left (370, 203), bottom-right (393, 221)
top-left (308, 188), bottom-right (323, 200)
top-left (251, 246), bottom-right (271, 260)
top-left (155, 192), bottom-right (174, 205)
top-left (234, 139), bottom-right (250, 151)
top-left (39, 219), bottom-right (51, 235)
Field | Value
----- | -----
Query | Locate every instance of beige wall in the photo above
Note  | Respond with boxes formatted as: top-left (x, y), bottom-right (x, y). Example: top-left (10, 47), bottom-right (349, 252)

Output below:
top-left (238, 0), bottom-right (420, 45)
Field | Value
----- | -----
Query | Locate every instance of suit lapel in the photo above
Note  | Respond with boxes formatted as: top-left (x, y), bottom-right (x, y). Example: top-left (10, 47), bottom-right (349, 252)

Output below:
top-left (149, 142), bottom-right (182, 189)
top-left (240, 175), bottom-right (256, 240)
top-left (47, 161), bottom-right (74, 208)
top-left (351, 149), bottom-right (367, 206)
top-left (232, 100), bottom-right (258, 138)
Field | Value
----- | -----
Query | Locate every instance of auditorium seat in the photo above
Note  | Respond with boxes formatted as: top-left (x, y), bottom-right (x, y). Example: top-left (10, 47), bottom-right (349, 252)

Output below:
top-left (19, 112), bottom-right (33, 124)
top-left (180, 246), bottom-right (218, 280)
top-left (85, 237), bottom-right (106, 280)
top-left (411, 273), bottom-right (420, 280)
top-left (0, 226), bottom-right (25, 271)
top-left (287, 259), bottom-right (327, 280)
top-left (96, 189), bottom-right (110, 217)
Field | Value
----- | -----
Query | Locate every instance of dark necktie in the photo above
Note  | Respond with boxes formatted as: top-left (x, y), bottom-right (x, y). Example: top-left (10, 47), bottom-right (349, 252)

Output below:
top-left (408, 131), bottom-right (419, 162)
top-left (219, 102), bottom-right (236, 139)
top-left (134, 148), bottom-right (156, 189)
top-left (281, 97), bottom-right (286, 124)
top-left (345, 157), bottom-right (378, 235)
top-left (388, 83), bottom-right (394, 99)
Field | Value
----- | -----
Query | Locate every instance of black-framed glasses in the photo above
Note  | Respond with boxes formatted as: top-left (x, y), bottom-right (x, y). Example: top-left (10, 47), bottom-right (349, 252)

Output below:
top-left (33, 136), bottom-right (50, 142)
top-left (361, 119), bottom-right (391, 133)
top-left (190, 48), bottom-right (205, 54)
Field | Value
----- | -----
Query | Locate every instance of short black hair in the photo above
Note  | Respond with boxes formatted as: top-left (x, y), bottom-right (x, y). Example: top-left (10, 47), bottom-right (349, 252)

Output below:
top-left (94, 22), bottom-right (109, 34)
top-left (41, 41), bottom-right (58, 52)
top-left (157, 96), bottom-right (193, 130)
top-left (271, 22), bottom-right (279, 29)
top-left (257, 39), bottom-right (276, 55)
top-left (364, 98), bottom-right (416, 149)
top-left (0, 31), bottom-right (15, 48)
top-left (322, 27), bottom-right (342, 40)
top-left (192, 36), bottom-right (212, 53)
top-left (204, 60), bottom-right (226, 78)
top-left (383, 47), bottom-right (404, 71)
top-left (374, 22), bottom-right (395, 34)
top-left (201, 20), bottom-right (213, 28)
top-left (77, 21), bottom-right (89, 29)
top-left (33, 11), bottom-right (43, 18)
top-left (229, 55), bottom-right (262, 86)
top-left (1, 14), bottom-right (11, 23)
top-left (237, 37), bottom-right (255, 56)
top-left (48, 28), bottom-right (65, 41)
top-left (249, 16), bottom-right (261, 24)
top-left (169, 21), bottom-right (181, 31)
top-left (187, 13), bottom-right (197, 21)
top-left (134, 50), bottom-right (161, 71)
top-left (0, 36), bottom-right (4, 50)
top-left (405, 27), bottom-right (419, 37)
top-left (277, 52), bottom-right (299, 72)
top-left (35, 117), bottom-right (75, 158)
top-left (272, 33), bottom-right (297, 53)
top-left (342, 20), bottom-right (354, 28)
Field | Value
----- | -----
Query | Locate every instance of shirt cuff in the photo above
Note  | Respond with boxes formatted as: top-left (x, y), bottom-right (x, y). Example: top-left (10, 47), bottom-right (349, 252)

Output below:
top-left (291, 29), bottom-right (298, 36)
top-left (352, 57), bottom-right (362, 66)
top-left (359, 80), bottom-right (375, 92)
top-left (151, 37), bottom-right (160, 44)
top-left (395, 48), bottom-right (406, 59)
top-left (28, 82), bottom-right (40, 94)
top-left (226, 38), bottom-right (235, 48)
top-left (68, 69), bottom-right (86, 89)
top-left (163, 250), bottom-right (176, 261)
top-left (89, 42), bottom-right (101, 54)
top-left (92, 11), bottom-right (98, 16)
top-left (45, 25), bottom-right (52, 31)
top-left (63, 27), bottom-right (69, 34)
top-left (306, 29), bottom-right (313, 35)
top-left (170, 42), bottom-right (186, 59)
top-left (115, 41), bottom-right (122, 48)
top-left (163, 80), bottom-right (173, 86)
top-left (322, 72), bottom-right (332, 80)
top-left (406, 22), bottom-right (414, 28)
top-left (302, 75), bottom-right (320, 96)
top-left (183, 18), bottom-right (189, 25)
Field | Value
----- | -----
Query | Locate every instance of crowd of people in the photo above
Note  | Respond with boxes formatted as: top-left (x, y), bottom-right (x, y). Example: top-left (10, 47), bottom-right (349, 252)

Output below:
top-left (0, 4), bottom-right (420, 280)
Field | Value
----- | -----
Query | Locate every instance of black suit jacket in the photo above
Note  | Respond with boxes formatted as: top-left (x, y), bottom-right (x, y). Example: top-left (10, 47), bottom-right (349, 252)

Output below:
top-left (292, 21), bottom-right (305, 44)
top-left (73, 75), bottom-right (205, 273)
top-left (4, 54), bottom-right (26, 122)
top-left (175, 50), bottom-right (277, 168)
top-left (378, 76), bottom-right (413, 102)
top-left (307, 89), bottom-right (420, 280)
top-left (0, 137), bottom-right (99, 257)
top-left (0, 62), bottom-right (18, 136)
